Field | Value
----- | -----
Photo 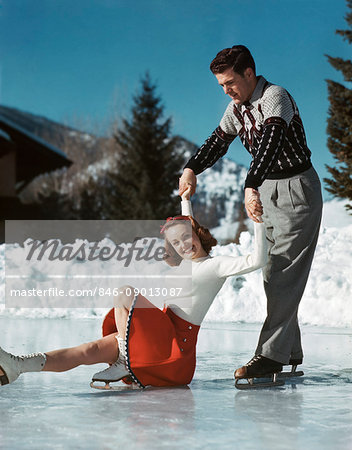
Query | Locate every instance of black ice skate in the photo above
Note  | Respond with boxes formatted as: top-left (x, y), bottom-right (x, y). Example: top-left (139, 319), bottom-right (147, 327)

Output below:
top-left (278, 358), bottom-right (304, 379)
top-left (234, 355), bottom-right (285, 389)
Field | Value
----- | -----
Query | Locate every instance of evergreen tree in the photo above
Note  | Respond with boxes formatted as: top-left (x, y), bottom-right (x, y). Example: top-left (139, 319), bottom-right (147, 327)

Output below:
top-left (325, 0), bottom-right (352, 212)
top-left (108, 73), bottom-right (184, 219)
top-left (36, 190), bottom-right (77, 219)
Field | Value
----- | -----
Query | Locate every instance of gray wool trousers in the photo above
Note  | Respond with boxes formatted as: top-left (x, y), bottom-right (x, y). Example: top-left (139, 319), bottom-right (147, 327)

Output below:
top-left (256, 167), bottom-right (323, 364)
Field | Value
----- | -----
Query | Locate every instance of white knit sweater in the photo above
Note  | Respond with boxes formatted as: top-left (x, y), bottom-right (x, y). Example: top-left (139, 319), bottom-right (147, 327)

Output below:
top-left (165, 200), bottom-right (268, 325)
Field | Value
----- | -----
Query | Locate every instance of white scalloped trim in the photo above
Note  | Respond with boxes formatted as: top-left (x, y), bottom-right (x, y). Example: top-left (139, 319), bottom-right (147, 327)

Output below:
top-left (124, 294), bottom-right (145, 389)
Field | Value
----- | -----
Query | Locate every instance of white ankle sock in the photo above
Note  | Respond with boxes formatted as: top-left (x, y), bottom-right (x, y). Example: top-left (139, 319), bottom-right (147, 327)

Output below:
top-left (116, 336), bottom-right (126, 360)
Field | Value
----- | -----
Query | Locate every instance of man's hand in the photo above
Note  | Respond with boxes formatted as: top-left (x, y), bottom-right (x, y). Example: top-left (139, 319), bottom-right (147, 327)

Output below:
top-left (179, 168), bottom-right (197, 197)
top-left (245, 187), bottom-right (263, 223)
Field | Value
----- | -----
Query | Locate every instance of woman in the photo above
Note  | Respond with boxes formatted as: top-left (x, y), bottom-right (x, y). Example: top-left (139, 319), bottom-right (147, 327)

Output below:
top-left (0, 188), bottom-right (267, 389)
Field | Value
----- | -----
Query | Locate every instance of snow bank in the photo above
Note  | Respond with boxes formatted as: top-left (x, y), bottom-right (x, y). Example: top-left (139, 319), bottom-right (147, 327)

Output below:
top-left (321, 198), bottom-right (352, 228)
top-left (206, 221), bottom-right (352, 327)
top-left (1, 200), bottom-right (351, 328)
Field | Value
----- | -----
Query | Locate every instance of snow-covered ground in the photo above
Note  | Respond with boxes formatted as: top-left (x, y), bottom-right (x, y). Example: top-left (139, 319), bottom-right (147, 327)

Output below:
top-left (1, 199), bottom-right (351, 328)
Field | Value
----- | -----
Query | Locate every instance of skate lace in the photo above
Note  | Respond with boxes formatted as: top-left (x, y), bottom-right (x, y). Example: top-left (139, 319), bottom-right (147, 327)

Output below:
top-left (101, 357), bottom-right (126, 374)
top-left (116, 354), bottom-right (127, 368)
top-left (246, 356), bottom-right (262, 367)
top-left (10, 353), bottom-right (41, 362)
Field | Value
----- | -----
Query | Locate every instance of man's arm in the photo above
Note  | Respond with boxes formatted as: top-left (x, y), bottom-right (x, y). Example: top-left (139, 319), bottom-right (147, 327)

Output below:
top-left (184, 126), bottom-right (236, 175)
top-left (243, 116), bottom-right (287, 222)
top-left (179, 126), bottom-right (236, 196)
top-left (244, 117), bottom-right (287, 190)
top-left (244, 86), bottom-right (294, 190)
top-left (179, 101), bottom-right (239, 196)
top-left (243, 87), bottom-right (295, 222)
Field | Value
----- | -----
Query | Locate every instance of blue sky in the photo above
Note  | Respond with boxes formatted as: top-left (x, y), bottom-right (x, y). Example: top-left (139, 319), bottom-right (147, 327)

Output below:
top-left (0, 0), bottom-right (351, 198)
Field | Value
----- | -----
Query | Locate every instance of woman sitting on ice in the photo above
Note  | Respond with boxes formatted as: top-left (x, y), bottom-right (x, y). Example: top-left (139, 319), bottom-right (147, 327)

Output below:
top-left (0, 187), bottom-right (267, 389)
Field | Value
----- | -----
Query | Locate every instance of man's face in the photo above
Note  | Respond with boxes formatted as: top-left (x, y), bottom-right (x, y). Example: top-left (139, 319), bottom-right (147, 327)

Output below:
top-left (215, 67), bottom-right (256, 105)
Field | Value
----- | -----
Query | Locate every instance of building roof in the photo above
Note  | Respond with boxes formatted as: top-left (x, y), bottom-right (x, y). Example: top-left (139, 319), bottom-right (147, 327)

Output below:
top-left (0, 112), bottom-right (72, 185)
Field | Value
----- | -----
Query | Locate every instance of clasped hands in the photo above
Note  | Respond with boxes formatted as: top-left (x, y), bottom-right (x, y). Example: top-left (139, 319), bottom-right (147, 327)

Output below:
top-left (179, 168), bottom-right (196, 201)
top-left (179, 169), bottom-right (263, 223)
top-left (244, 187), bottom-right (263, 223)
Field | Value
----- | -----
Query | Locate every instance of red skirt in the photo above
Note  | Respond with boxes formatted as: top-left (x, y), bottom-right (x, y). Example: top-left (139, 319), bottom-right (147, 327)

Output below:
top-left (102, 294), bottom-right (200, 388)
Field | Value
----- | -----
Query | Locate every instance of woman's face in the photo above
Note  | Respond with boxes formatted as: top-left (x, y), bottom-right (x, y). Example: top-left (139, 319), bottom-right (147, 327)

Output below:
top-left (165, 223), bottom-right (207, 260)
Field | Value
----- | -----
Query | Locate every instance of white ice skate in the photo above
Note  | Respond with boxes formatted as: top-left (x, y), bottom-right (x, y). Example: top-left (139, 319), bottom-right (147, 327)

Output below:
top-left (0, 347), bottom-right (46, 386)
top-left (90, 357), bottom-right (130, 390)
top-left (90, 336), bottom-right (132, 390)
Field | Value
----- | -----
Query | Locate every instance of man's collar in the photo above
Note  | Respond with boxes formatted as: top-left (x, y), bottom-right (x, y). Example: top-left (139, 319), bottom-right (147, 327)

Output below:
top-left (243, 76), bottom-right (267, 108)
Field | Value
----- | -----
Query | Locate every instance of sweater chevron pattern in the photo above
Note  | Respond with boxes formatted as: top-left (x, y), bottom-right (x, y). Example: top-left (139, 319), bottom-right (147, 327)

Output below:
top-left (185, 76), bottom-right (312, 189)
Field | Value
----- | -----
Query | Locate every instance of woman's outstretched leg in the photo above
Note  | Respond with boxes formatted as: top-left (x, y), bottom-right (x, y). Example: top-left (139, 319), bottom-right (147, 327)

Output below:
top-left (0, 333), bottom-right (119, 386)
top-left (43, 333), bottom-right (119, 372)
top-left (1, 288), bottom-right (135, 386)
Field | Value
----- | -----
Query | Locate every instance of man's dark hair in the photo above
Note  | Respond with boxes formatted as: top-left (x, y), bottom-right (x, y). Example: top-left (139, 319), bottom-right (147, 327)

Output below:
top-left (210, 45), bottom-right (256, 76)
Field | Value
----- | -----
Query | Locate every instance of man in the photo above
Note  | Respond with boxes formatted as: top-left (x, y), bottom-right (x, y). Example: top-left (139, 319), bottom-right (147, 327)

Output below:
top-left (179, 45), bottom-right (322, 385)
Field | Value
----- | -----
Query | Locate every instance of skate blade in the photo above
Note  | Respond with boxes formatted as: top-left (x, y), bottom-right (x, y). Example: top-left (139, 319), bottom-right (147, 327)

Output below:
top-left (278, 370), bottom-right (304, 379)
top-left (235, 373), bottom-right (285, 390)
top-left (90, 381), bottom-right (140, 391)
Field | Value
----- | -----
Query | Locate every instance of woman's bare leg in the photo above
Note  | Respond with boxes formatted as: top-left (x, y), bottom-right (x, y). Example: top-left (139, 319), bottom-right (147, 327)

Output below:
top-left (0, 287), bottom-right (136, 378)
top-left (114, 286), bottom-right (135, 339)
top-left (43, 333), bottom-right (119, 372)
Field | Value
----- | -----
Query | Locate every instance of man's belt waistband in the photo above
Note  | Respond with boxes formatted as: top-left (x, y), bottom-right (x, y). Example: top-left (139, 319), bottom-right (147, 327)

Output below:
top-left (266, 161), bottom-right (312, 180)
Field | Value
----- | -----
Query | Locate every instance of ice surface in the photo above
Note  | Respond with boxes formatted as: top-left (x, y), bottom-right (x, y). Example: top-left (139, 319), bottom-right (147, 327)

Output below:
top-left (0, 318), bottom-right (351, 450)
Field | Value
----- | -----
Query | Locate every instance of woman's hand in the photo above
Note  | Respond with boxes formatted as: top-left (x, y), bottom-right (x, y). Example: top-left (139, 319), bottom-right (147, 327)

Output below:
top-left (181, 185), bottom-right (192, 201)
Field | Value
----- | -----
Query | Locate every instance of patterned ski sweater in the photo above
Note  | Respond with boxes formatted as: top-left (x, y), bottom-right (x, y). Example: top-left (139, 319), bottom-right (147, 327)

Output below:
top-left (185, 76), bottom-right (312, 189)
